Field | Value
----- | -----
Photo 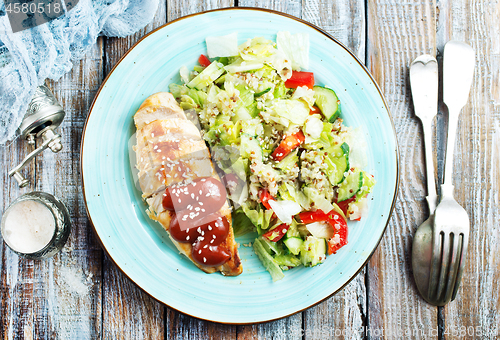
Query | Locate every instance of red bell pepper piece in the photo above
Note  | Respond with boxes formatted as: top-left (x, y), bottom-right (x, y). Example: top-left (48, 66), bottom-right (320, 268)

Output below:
top-left (271, 130), bottom-right (305, 161)
top-left (309, 105), bottom-right (321, 115)
top-left (336, 196), bottom-right (356, 216)
top-left (198, 54), bottom-right (211, 67)
top-left (327, 220), bottom-right (348, 254)
top-left (298, 209), bottom-right (348, 255)
top-left (262, 223), bottom-right (290, 242)
top-left (285, 71), bottom-right (315, 89)
top-left (258, 189), bottom-right (275, 210)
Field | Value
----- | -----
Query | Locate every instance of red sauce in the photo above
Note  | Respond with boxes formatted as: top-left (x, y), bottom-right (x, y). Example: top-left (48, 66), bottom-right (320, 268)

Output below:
top-left (162, 177), bottom-right (227, 215)
top-left (192, 241), bottom-right (230, 267)
top-left (165, 177), bottom-right (231, 267)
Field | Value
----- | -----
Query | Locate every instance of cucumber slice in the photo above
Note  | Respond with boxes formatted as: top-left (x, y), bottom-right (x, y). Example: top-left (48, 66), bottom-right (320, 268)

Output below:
top-left (187, 61), bottom-right (225, 90)
top-left (337, 170), bottom-right (363, 202)
top-left (325, 142), bottom-right (349, 185)
top-left (357, 172), bottom-right (376, 199)
top-left (284, 237), bottom-right (303, 255)
top-left (300, 236), bottom-right (326, 267)
top-left (313, 86), bottom-right (341, 122)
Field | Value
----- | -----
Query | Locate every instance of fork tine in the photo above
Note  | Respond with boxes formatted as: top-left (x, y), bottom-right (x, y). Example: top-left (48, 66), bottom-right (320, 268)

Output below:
top-left (435, 233), bottom-right (451, 302)
top-left (452, 233), bottom-right (469, 301)
top-left (428, 231), bottom-right (443, 300)
top-left (443, 233), bottom-right (461, 303)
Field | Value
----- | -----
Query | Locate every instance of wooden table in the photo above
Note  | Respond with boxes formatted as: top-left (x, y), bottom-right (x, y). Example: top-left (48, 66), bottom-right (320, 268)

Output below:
top-left (1, 0), bottom-right (499, 338)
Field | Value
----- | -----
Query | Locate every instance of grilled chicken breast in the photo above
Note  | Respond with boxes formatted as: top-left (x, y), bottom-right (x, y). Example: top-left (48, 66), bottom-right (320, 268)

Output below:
top-left (133, 92), bottom-right (242, 276)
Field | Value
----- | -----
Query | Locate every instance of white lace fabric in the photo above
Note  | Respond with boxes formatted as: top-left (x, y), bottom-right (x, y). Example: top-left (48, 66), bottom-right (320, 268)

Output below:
top-left (0, 0), bottom-right (159, 144)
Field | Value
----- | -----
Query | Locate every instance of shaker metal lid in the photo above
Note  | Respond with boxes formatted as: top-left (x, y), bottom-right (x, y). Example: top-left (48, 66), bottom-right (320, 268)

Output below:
top-left (19, 84), bottom-right (65, 140)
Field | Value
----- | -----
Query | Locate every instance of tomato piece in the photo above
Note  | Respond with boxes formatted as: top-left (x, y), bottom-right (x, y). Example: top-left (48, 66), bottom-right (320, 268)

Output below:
top-left (271, 130), bottom-right (305, 161)
top-left (298, 209), bottom-right (348, 254)
top-left (198, 54), bottom-right (211, 67)
top-left (336, 196), bottom-right (356, 216)
top-left (258, 189), bottom-right (275, 210)
top-left (285, 71), bottom-right (315, 89)
top-left (327, 221), bottom-right (348, 254)
top-left (309, 105), bottom-right (321, 115)
top-left (297, 210), bottom-right (328, 224)
top-left (262, 223), bottom-right (289, 242)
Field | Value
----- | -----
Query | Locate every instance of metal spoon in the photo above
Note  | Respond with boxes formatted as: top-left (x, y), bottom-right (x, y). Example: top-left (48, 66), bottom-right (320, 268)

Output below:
top-left (409, 55), bottom-right (439, 302)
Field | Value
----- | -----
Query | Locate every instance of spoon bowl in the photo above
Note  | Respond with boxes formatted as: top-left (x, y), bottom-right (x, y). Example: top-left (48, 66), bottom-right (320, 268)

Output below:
top-left (412, 214), bottom-right (434, 302)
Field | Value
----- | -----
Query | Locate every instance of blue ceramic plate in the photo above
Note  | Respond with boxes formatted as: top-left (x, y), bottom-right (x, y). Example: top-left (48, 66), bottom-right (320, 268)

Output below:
top-left (81, 8), bottom-right (398, 324)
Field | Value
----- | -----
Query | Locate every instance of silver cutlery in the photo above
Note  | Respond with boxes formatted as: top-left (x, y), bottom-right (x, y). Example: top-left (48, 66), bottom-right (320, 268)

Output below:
top-left (410, 54), bottom-right (439, 302)
top-left (427, 41), bottom-right (475, 305)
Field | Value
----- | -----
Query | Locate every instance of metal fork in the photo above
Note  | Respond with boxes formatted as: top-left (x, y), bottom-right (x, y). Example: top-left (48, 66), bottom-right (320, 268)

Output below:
top-left (427, 41), bottom-right (475, 306)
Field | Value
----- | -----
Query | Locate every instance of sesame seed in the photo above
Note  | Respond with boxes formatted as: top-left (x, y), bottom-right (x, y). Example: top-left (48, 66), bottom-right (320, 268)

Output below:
top-left (154, 145), bottom-right (158, 150)
top-left (203, 244), bottom-right (208, 249)
top-left (178, 199), bottom-right (181, 203)
top-left (186, 236), bottom-right (190, 240)
top-left (203, 257), bottom-right (207, 263)
top-left (208, 226), bottom-right (212, 231)
top-left (198, 250), bottom-right (202, 254)
top-left (191, 193), bottom-right (195, 199)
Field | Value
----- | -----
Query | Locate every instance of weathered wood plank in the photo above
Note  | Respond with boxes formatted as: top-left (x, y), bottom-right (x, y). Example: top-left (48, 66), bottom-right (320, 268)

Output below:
top-left (100, 2), bottom-right (168, 339)
top-left (366, 0), bottom-right (439, 338)
top-left (167, 0), bottom-right (234, 20)
top-left (238, 0), bottom-right (301, 15)
top-left (296, 1), bottom-right (368, 339)
top-left (302, 0), bottom-right (365, 60)
top-left (35, 40), bottom-right (105, 339)
top-left (0, 37), bottom-right (105, 339)
top-left (1, 136), bottom-right (36, 340)
top-left (438, 0), bottom-right (500, 338)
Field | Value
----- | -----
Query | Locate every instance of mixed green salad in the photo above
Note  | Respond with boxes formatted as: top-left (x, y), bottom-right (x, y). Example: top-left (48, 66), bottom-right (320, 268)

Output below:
top-left (169, 32), bottom-right (376, 281)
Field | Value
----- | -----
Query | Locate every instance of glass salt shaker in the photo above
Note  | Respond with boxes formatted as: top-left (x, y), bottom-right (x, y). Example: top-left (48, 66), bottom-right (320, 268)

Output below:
top-left (1, 192), bottom-right (71, 259)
